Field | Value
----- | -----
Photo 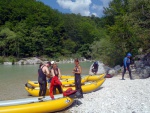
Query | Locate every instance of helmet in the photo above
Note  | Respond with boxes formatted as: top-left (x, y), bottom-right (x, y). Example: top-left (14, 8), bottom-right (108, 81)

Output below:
top-left (127, 53), bottom-right (132, 57)
top-left (51, 61), bottom-right (55, 64)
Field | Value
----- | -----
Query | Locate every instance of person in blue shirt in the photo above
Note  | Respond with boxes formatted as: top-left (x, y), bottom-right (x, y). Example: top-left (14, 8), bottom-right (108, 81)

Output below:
top-left (121, 53), bottom-right (133, 80)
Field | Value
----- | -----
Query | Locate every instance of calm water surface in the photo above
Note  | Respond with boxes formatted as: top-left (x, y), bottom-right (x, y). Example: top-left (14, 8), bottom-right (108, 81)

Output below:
top-left (0, 61), bottom-right (92, 100)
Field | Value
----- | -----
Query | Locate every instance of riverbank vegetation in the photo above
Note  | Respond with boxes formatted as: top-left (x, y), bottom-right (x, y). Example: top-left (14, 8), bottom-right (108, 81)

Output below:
top-left (0, 0), bottom-right (149, 66)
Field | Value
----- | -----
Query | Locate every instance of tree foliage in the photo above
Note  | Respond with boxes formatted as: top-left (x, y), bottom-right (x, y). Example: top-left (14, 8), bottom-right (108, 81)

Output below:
top-left (0, 0), bottom-right (149, 66)
top-left (90, 0), bottom-right (150, 66)
top-left (0, 0), bottom-right (103, 58)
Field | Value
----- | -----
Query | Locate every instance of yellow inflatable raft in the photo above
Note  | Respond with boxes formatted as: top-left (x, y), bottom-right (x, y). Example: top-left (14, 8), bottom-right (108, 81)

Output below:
top-left (27, 76), bottom-right (88, 87)
top-left (0, 95), bottom-right (73, 113)
top-left (27, 74), bottom-right (105, 87)
top-left (25, 78), bottom-right (105, 97)
top-left (61, 74), bottom-right (105, 81)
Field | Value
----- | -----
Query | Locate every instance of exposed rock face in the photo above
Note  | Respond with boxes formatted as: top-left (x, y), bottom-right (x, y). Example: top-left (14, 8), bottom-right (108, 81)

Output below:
top-left (3, 62), bottom-right (12, 65)
top-left (15, 57), bottom-right (43, 65)
top-left (108, 69), bottom-right (116, 76)
top-left (132, 53), bottom-right (150, 79)
top-left (113, 65), bottom-right (122, 74)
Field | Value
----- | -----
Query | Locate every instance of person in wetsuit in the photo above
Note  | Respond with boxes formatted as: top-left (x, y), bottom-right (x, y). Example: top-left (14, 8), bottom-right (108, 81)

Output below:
top-left (38, 62), bottom-right (51, 97)
top-left (121, 53), bottom-right (133, 80)
top-left (51, 62), bottom-right (62, 95)
top-left (72, 59), bottom-right (83, 98)
top-left (92, 61), bottom-right (99, 75)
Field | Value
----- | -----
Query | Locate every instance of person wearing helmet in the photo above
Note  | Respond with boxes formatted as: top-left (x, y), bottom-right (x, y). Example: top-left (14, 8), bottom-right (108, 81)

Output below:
top-left (91, 61), bottom-right (99, 75)
top-left (121, 53), bottom-right (133, 80)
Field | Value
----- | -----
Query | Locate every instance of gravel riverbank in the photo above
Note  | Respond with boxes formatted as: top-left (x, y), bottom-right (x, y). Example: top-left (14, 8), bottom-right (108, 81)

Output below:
top-left (67, 74), bottom-right (150, 113)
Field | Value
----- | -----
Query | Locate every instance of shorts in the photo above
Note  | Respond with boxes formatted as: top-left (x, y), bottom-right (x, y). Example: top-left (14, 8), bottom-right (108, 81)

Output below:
top-left (48, 78), bottom-right (52, 83)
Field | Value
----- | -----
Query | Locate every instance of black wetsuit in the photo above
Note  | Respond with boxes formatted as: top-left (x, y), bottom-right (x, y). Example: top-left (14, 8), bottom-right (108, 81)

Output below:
top-left (38, 66), bottom-right (47, 96)
top-left (74, 66), bottom-right (83, 98)
top-left (52, 68), bottom-right (63, 94)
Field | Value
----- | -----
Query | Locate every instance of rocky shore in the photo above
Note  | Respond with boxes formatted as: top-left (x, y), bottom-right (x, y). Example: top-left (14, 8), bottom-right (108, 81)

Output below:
top-left (89, 53), bottom-right (150, 79)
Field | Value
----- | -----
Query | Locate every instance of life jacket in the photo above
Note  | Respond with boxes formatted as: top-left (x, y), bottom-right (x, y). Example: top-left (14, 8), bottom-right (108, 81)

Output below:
top-left (53, 68), bottom-right (59, 77)
top-left (105, 74), bottom-right (113, 78)
top-left (63, 88), bottom-right (77, 96)
top-left (75, 65), bottom-right (79, 72)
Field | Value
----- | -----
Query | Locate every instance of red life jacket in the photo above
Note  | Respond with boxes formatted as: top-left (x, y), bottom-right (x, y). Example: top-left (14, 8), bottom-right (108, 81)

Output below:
top-left (105, 74), bottom-right (113, 78)
top-left (63, 88), bottom-right (77, 96)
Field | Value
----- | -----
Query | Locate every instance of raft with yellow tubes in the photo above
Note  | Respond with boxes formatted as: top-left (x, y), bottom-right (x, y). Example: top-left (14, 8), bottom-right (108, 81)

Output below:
top-left (27, 74), bottom-right (105, 87)
top-left (25, 78), bottom-right (105, 97)
top-left (27, 76), bottom-right (87, 87)
top-left (61, 74), bottom-right (105, 81)
top-left (0, 94), bottom-right (74, 113)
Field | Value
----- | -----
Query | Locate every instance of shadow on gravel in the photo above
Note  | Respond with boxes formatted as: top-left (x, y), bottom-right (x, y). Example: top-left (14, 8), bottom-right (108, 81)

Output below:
top-left (93, 87), bottom-right (104, 92)
top-left (55, 99), bottom-right (82, 113)
top-left (50, 87), bottom-right (104, 113)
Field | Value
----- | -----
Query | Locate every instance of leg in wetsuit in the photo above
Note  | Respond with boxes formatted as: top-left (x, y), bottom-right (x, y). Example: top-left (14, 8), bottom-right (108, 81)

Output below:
top-left (75, 74), bottom-right (83, 98)
top-left (122, 65), bottom-right (133, 80)
top-left (53, 85), bottom-right (62, 94)
top-left (38, 78), bottom-right (47, 97)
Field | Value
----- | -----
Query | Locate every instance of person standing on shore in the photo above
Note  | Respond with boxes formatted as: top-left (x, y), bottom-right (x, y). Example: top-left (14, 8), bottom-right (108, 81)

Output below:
top-left (72, 59), bottom-right (83, 98)
top-left (121, 53), bottom-right (133, 80)
top-left (49, 62), bottom-right (62, 99)
top-left (38, 62), bottom-right (51, 98)
top-left (51, 63), bottom-right (63, 94)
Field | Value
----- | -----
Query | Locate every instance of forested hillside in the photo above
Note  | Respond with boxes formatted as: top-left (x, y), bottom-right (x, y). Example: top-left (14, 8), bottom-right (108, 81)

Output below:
top-left (0, 0), bottom-right (149, 66)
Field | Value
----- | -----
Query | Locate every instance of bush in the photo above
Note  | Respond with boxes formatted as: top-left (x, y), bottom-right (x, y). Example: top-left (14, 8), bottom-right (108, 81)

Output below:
top-left (0, 56), bottom-right (17, 64)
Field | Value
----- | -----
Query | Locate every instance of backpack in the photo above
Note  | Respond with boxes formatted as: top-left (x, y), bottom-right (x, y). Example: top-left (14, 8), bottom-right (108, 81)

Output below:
top-left (63, 88), bottom-right (77, 97)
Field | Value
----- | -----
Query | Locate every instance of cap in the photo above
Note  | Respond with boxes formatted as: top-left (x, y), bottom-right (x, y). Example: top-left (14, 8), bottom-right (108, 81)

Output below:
top-left (51, 61), bottom-right (55, 64)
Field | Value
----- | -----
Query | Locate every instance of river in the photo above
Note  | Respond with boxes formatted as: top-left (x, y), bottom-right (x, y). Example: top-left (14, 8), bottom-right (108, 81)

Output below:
top-left (0, 61), bottom-right (92, 100)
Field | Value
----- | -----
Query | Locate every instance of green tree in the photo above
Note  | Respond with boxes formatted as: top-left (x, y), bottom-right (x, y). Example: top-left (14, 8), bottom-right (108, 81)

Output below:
top-left (0, 28), bottom-right (17, 56)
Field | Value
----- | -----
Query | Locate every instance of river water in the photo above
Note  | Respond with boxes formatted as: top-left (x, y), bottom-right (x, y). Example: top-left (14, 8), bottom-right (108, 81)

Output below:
top-left (0, 61), bottom-right (92, 100)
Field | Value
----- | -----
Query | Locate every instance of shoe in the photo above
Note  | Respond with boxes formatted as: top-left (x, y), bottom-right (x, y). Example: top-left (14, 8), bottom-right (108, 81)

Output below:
top-left (130, 78), bottom-right (134, 80)
top-left (121, 78), bottom-right (125, 80)
top-left (38, 96), bottom-right (43, 100)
